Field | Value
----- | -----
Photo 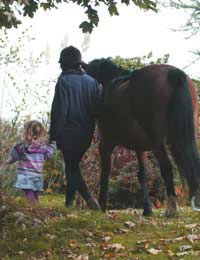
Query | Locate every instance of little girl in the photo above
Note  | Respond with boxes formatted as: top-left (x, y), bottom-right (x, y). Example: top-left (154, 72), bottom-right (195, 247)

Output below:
top-left (6, 120), bottom-right (56, 206)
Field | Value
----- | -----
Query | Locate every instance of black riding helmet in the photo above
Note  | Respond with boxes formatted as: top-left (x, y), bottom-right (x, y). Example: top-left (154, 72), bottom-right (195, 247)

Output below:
top-left (59, 45), bottom-right (82, 70)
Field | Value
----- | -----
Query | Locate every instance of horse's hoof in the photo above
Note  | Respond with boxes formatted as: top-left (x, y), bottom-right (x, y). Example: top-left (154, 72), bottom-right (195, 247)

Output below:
top-left (194, 189), bottom-right (200, 208)
top-left (99, 204), bottom-right (106, 213)
top-left (99, 203), bottom-right (106, 213)
top-left (99, 199), bottom-right (106, 211)
top-left (191, 196), bottom-right (200, 211)
top-left (165, 195), bottom-right (177, 217)
top-left (101, 207), bottom-right (106, 213)
top-left (191, 187), bottom-right (200, 211)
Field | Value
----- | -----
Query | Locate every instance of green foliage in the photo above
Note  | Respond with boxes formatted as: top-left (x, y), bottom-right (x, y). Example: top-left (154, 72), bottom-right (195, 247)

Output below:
top-left (0, 0), bottom-right (157, 33)
top-left (0, 120), bottom-right (20, 194)
top-left (158, 1), bottom-right (200, 68)
top-left (166, 0), bottom-right (200, 37)
top-left (114, 52), bottom-right (170, 70)
top-left (0, 28), bottom-right (56, 195)
top-left (0, 28), bottom-right (51, 122)
top-left (43, 150), bottom-right (64, 194)
top-left (193, 78), bottom-right (200, 98)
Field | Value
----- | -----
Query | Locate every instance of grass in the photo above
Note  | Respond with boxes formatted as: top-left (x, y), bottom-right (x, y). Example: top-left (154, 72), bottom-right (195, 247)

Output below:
top-left (1, 194), bottom-right (200, 259)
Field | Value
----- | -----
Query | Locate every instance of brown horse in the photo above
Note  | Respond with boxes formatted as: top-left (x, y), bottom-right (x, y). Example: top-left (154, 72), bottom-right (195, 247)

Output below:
top-left (86, 58), bottom-right (200, 216)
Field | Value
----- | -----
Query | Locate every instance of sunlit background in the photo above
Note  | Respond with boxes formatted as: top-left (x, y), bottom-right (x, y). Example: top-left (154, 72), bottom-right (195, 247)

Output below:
top-left (1, 2), bottom-right (200, 120)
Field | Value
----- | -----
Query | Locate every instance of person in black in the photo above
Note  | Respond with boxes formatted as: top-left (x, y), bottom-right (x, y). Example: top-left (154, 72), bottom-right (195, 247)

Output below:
top-left (49, 46), bottom-right (100, 209)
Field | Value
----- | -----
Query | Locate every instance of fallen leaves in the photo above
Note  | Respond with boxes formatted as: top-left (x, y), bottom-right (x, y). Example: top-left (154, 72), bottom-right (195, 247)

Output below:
top-left (102, 236), bottom-right (112, 242)
top-left (166, 233), bottom-right (200, 243)
top-left (100, 242), bottom-right (126, 254)
top-left (75, 255), bottom-right (89, 260)
top-left (107, 243), bottom-right (126, 252)
top-left (2, 201), bottom-right (200, 260)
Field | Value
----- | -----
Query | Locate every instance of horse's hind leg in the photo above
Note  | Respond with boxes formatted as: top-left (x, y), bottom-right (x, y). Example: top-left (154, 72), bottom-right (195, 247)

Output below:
top-left (136, 151), bottom-right (153, 216)
top-left (99, 140), bottom-right (114, 212)
top-left (153, 145), bottom-right (177, 217)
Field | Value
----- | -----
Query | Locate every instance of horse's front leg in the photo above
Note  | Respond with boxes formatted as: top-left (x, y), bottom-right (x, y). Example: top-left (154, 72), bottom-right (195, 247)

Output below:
top-left (99, 140), bottom-right (114, 212)
top-left (136, 151), bottom-right (153, 216)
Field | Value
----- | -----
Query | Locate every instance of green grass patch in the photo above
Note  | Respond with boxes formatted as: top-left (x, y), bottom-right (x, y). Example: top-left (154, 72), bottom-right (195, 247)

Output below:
top-left (1, 194), bottom-right (200, 259)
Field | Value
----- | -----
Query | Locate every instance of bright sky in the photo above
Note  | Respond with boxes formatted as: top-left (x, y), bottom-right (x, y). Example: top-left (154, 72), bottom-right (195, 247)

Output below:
top-left (24, 2), bottom-right (200, 77)
top-left (1, 2), bottom-right (200, 119)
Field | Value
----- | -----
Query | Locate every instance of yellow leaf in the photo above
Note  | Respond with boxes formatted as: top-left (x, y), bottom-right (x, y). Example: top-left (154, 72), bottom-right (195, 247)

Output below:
top-left (147, 248), bottom-right (162, 255)
top-left (69, 239), bottom-right (80, 249)
top-left (108, 243), bottom-right (125, 252)
top-left (46, 188), bottom-right (53, 194)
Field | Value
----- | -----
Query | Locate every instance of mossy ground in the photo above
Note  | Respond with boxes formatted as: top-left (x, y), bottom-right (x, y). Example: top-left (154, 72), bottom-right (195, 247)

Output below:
top-left (1, 194), bottom-right (200, 259)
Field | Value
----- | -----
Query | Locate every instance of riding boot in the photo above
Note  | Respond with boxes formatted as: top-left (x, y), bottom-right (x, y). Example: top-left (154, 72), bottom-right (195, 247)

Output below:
top-left (87, 197), bottom-right (101, 210)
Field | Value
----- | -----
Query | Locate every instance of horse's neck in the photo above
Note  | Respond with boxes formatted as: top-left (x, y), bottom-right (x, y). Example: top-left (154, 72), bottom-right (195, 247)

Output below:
top-left (102, 67), bottom-right (131, 100)
top-left (109, 69), bottom-right (132, 90)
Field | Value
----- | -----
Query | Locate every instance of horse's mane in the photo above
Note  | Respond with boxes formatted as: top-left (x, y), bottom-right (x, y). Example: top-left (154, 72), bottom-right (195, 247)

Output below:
top-left (87, 58), bottom-right (132, 88)
top-left (89, 59), bottom-right (134, 102)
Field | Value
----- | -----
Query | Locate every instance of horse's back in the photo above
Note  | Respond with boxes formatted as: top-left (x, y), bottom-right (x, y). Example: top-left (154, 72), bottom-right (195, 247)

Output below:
top-left (100, 62), bottom-right (198, 150)
top-left (129, 64), bottom-right (176, 101)
top-left (127, 64), bottom-right (198, 144)
top-left (126, 64), bottom-right (174, 142)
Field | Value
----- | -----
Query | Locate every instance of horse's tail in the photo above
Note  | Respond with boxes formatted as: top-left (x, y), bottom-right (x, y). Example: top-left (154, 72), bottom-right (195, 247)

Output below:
top-left (167, 69), bottom-right (200, 199)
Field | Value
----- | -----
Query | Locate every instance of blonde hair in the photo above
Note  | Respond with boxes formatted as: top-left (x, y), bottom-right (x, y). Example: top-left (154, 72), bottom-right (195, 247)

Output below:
top-left (23, 120), bottom-right (47, 144)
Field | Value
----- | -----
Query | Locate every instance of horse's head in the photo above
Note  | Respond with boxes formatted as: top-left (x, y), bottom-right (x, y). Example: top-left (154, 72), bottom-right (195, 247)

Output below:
top-left (86, 58), bottom-right (122, 85)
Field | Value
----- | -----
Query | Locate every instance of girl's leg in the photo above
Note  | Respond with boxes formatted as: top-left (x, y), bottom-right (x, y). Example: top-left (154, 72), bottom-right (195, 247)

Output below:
top-left (24, 189), bottom-right (35, 200)
top-left (23, 189), bottom-right (38, 206)
top-left (33, 191), bottom-right (39, 203)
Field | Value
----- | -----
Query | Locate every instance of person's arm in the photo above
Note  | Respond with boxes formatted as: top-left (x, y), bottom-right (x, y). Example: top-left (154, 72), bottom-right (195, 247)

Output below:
top-left (44, 141), bottom-right (56, 160)
top-left (6, 144), bottom-right (21, 164)
top-left (49, 77), bottom-right (69, 141)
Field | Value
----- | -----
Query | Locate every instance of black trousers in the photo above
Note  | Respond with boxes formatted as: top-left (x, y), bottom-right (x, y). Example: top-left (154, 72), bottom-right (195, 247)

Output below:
top-left (61, 149), bottom-right (92, 205)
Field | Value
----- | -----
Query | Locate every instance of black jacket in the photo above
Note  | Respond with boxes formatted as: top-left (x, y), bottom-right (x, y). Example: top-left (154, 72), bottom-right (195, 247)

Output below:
top-left (49, 70), bottom-right (100, 151)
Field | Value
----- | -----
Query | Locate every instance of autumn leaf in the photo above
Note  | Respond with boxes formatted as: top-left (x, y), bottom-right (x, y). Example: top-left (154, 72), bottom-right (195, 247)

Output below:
top-left (104, 252), bottom-right (116, 259)
top-left (61, 248), bottom-right (73, 255)
top-left (167, 249), bottom-right (175, 256)
top-left (45, 233), bottom-right (56, 240)
top-left (46, 188), bottom-right (53, 194)
top-left (137, 239), bottom-right (148, 244)
top-left (81, 229), bottom-right (96, 238)
top-left (147, 248), bottom-right (162, 255)
top-left (75, 255), bottom-right (89, 260)
top-left (180, 245), bottom-right (192, 251)
top-left (185, 223), bottom-right (199, 229)
top-left (114, 227), bottom-right (129, 234)
top-left (176, 251), bottom-right (189, 256)
top-left (124, 221), bottom-right (136, 229)
top-left (69, 239), bottom-right (80, 249)
top-left (107, 243), bottom-right (126, 252)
